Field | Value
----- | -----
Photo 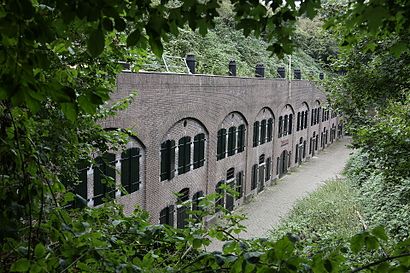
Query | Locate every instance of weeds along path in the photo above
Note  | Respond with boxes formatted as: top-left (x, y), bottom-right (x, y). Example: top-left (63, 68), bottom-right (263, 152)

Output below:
top-left (207, 137), bottom-right (352, 251)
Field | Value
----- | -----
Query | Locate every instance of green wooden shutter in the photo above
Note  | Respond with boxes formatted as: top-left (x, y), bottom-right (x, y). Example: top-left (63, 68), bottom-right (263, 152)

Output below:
top-left (289, 114), bottom-right (293, 134)
top-left (105, 153), bottom-right (116, 199)
top-left (193, 135), bottom-right (200, 169)
top-left (93, 156), bottom-right (104, 206)
top-left (228, 127), bottom-right (236, 156)
top-left (199, 134), bottom-right (205, 167)
top-left (304, 110), bottom-right (308, 129)
top-left (184, 137), bottom-right (191, 173)
top-left (267, 119), bottom-right (273, 142)
top-left (278, 116), bottom-right (283, 138)
top-left (261, 119), bottom-right (267, 143)
top-left (121, 150), bottom-right (130, 194)
top-left (160, 141), bottom-right (169, 181)
top-left (297, 112), bottom-right (300, 131)
top-left (253, 121), bottom-right (259, 147)
top-left (130, 148), bottom-right (140, 192)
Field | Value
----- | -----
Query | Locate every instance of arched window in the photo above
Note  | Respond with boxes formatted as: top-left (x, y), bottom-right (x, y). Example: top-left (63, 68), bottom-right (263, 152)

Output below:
top-left (260, 119), bottom-right (266, 144)
top-left (178, 137), bottom-right (191, 175)
top-left (193, 133), bottom-right (205, 169)
top-left (160, 140), bottom-right (176, 181)
top-left (121, 147), bottom-right (140, 195)
top-left (267, 118), bottom-right (273, 142)
top-left (177, 188), bottom-right (190, 228)
top-left (251, 164), bottom-right (258, 190)
top-left (253, 121), bottom-right (260, 147)
top-left (283, 115), bottom-right (288, 135)
top-left (227, 127), bottom-right (237, 156)
top-left (217, 129), bottom-right (227, 160)
top-left (237, 124), bottom-right (246, 152)
top-left (93, 153), bottom-right (116, 206)
top-left (159, 205), bottom-right (174, 226)
top-left (288, 114), bottom-right (293, 134)
top-left (278, 116), bottom-right (283, 138)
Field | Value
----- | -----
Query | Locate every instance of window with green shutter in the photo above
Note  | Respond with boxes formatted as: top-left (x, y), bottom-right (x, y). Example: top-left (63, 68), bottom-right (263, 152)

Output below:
top-left (159, 205), bottom-right (174, 226)
top-left (283, 115), bottom-right (288, 135)
top-left (297, 112), bottom-right (300, 131)
top-left (73, 160), bottom-right (89, 208)
top-left (267, 119), bottom-right (273, 142)
top-left (93, 153), bottom-right (116, 206)
top-left (278, 116), bottom-right (283, 138)
top-left (236, 171), bottom-right (243, 199)
top-left (260, 119), bottom-right (266, 144)
top-left (193, 133), bottom-right (205, 169)
top-left (227, 126), bottom-right (236, 156)
top-left (253, 121), bottom-right (259, 147)
top-left (160, 140), bottom-right (176, 181)
top-left (251, 164), bottom-right (258, 190)
top-left (288, 114), bottom-right (293, 134)
top-left (237, 124), bottom-right (246, 152)
top-left (265, 157), bottom-right (271, 182)
top-left (217, 129), bottom-right (227, 160)
top-left (178, 136), bottom-right (191, 175)
top-left (121, 147), bottom-right (140, 195)
top-left (304, 110), bottom-right (308, 129)
top-left (192, 191), bottom-right (204, 221)
top-left (215, 181), bottom-right (225, 213)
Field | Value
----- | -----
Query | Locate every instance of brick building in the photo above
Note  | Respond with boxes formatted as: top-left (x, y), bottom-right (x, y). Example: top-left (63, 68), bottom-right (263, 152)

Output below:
top-left (79, 70), bottom-right (342, 226)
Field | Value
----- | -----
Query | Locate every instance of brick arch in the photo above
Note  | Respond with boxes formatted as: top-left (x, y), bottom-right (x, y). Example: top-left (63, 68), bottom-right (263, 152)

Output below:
top-left (161, 117), bottom-right (209, 143)
top-left (279, 104), bottom-right (295, 115)
top-left (300, 102), bottom-right (310, 111)
top-left (104, 127), bottom-right (146, 149)
top-left (219, 111), bottom-right (248, 128)
top-left (255, 106), bottom-right (275, 120)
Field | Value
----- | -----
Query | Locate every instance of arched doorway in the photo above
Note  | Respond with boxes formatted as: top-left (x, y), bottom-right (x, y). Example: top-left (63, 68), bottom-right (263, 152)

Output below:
top-left (278, 150), bottom-right (288, 178)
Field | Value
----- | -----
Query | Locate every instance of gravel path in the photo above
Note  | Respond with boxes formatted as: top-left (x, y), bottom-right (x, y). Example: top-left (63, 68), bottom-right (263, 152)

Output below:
top-left (207, 137), bottom-right (352, 251)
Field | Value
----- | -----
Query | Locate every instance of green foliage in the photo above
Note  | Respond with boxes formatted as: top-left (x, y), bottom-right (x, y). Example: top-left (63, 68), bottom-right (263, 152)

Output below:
top-left (271, 179), bottom-right (363, 256)
top-left (345, 150), bottom-right (410, 242)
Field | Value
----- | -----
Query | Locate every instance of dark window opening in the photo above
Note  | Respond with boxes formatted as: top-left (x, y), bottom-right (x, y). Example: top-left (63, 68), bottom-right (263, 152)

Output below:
top-left (253, 121), bottom-right (260, 147)
top-left (217, 129), bottom-right (227, 160)
top-left (226, 167), bottom-right (235, 181)
top-left (177, 188), bottom-right (190, 228)
top-left (228, 127), bottom-right (237, 156)
top-left (265, 157), bottom-right (271, 182)
top-left (267, 118), bottom-right (273, 142)
top-left (193, 133), bottom-right (205, 169)
top-left (260, 119), bottom-right (266, 144)
top-left (251, 164), bottom-right (258, 190)
top-left (160, 140), bottom-right (176, 181)
top-left (178, 136), bottom-right (191, 175)
top-left (236, 171), bottom-right (243, 199)
top-left (93, 153), bottom-right (116, 206)
top-left (159, 205), bottom-right (174, 226)
top-left (278, 116), bottom-right (283, 138)
top-left (121, 147), bottom-right (140, 195)
top-left (237, 124), bottom-right (246, 153)
top-left (288, 114), bottom-right (293, 134)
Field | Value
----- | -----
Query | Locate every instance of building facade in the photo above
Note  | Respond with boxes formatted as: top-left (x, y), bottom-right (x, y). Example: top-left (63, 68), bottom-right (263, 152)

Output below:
top-left (79, 71), bottom-right (342, 226)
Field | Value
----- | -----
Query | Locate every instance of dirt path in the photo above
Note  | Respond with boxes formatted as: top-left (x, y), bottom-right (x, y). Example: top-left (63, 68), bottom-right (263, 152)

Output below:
top-left (207, 137), bottom-right (352, 251)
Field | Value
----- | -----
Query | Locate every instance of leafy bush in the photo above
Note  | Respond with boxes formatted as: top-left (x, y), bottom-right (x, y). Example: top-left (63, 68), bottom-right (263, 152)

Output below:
top-left (271, 179), bottom-right (363, 255)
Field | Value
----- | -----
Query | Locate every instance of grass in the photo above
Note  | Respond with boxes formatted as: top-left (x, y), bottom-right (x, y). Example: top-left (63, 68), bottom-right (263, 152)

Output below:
top-left (270, 178), bottom-right (364, 253)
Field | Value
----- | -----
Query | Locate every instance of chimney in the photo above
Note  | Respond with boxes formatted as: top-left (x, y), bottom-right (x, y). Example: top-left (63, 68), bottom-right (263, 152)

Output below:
top-left (185, 54), bottom-right (196, 74)
top-left (277, 66), bottom-right (286, 78)
top-left (294, 68), bottom-right (301, 80)
top-left (255, 63), bottom-right (265, 78)
top-left (229, 60), bottom-right (236, 76)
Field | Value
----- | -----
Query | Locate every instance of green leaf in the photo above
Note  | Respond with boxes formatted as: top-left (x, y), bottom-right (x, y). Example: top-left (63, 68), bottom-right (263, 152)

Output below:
top-left (350, 233), bottom-right (365, 254)
top-left (192, 238), bottom-right (202, 249)
top-left (61, 103), bottom-right (78, 122)
top-left (34, 243), bottom-right (45, 258)
top-left (10, 258), bottom-right (30, 272)
top-left (371, 226), bottom-right (388, 241)
top-left (87, 28), bottom-right (105, 57)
